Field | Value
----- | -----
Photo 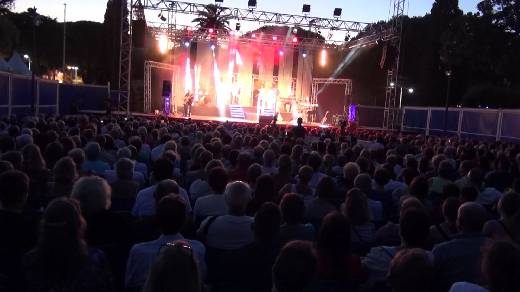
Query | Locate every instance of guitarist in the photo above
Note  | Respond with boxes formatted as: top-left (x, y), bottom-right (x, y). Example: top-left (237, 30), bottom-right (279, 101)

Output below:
top-left (183, 91), bottom-right (194, 117)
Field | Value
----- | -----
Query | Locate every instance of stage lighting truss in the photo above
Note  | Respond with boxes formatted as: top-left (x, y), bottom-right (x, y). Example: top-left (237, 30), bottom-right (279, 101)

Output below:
top-left (148, 23), bottom-right (348, 50)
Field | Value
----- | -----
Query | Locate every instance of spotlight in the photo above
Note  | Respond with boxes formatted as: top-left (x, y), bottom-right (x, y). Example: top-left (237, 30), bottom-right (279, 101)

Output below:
top-left (279, 50), bottom-right (284, 56)
top-left (208, 28), bottom-right (214, 33)
top-left (292, 36), bottom-right (298, 43)
top-left (390, 82), bottom-right (395, 87)
top-left (408, 88), bottom-right (414, 94)
top-left (302, 52), bottom-right (307, 58)
top-left (333, 8), bottom-right (342, 17)
top-left (272, 36), bottom-right (278, 41)
top-left (158, 35), bottom-right (168, 54)
top-left (235, 22), bottom-right (241, 31)
top-left (211, 44), bottom-right (216, 50)
top-left (320, 48), bottom-right (327, 67)
top-left (248, 0), bottom-right (257, 8)
top-left (292, 27), bottom-right (298, 34)
top-left (251, 33), bottom-right (256, 38)
top-left (184, 41), bottom-right (190, 48)
top-left (302, 4), bottom-right (311, 13)
top-left (158, 12), bottom-right (166, 22)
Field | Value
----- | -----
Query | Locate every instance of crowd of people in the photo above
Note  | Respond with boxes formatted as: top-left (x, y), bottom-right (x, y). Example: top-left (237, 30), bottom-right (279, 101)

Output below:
top-left (0, 114), bottom-right (519, 292)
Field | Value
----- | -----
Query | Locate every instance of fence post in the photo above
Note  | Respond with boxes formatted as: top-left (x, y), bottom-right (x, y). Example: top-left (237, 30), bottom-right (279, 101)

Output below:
top-left (496, 109), bottom-right (503, 142)
top-left (400, 108), bottom-right (405, 132)
top-left (426, 108), bottom-right (432, 136)
top-left (7, 73), bottom-right (12, 117)
top-left (56, 82), bottom-right (60, 116)
top-left (457, 108), bottom-right (463, 138)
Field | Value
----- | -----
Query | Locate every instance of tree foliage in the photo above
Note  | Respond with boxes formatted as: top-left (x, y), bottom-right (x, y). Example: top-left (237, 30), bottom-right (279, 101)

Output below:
top-left (192, 4), bottom-right (232, 32)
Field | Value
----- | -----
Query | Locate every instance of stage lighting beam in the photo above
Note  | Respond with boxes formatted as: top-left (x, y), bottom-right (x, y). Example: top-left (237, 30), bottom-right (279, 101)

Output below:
top-left (320, 48), bottom-right (327, 67)
top-left (158, 34), bottom-right (168, 54)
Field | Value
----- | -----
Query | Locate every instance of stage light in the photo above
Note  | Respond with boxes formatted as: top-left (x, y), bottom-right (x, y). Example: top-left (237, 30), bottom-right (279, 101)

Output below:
top-left (184, 41), bottom-right (190, 48)
top-left (292, 27), bottom-right (298, 34)
top-left (229, 31), bottom-right (234, 36)
top-left (158, 35), bottom-right (168, 54)
top-left (158, 12), bottom-right (166, 22)
top-left (333, 8), bottom-right (342, 17)
top-left (302, 4), bottom-right (311, 13)
top-left (211, 44), bottom-right (216, 50)
top-left (390, 82), bottom-right (395, 87)
top-left (235, 23), bottom-right (241, 31)
top-left (272, 36), bottom-right (277, 41)
top-left (320, 48), bottom-right (327, 67)
top-left (215, 0), bottom-right (223, 3)
top-left (248, 0), bottom-right (257, 8)
top-left (408, 88), bottom-right (414, 94)
top-left (252, 33), bottom-right (256, 38)
top-left (279, 50), bottom-right (284, 56)
top-left (209, 28), bottom-right (214, 33)
top-left (292, 37), bottom-right (298, 43)
top-left (302, 52), bottom-right (307, 58)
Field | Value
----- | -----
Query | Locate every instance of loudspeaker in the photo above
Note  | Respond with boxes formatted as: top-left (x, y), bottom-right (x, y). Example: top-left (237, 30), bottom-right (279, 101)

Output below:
top-left (132, 19), bottom-right (146, 48)
top-left (259, 115), bottom-right (274, 124)
top-left (162, 80), bottom-right (172, 97)
top-left (302, 4), bottom-right (311, 13)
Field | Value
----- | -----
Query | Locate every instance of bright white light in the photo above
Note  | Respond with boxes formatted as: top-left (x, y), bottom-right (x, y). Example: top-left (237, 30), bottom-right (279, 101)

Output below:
top-left (252, 33), bottom-right (256, 38)
top-left (210, 44), bottom-right (216, 50)
top-left (279, 50), bottom-right (284, 56)
top-left (408, 88), bottom-right (414, 94)
top-left (158, 35), bottom-right (168, 54)
top-left (302, 53), bottom-right (307, 58)
top-left (23, 54), bottom-right (29, 59)
top-left (184, 41), bottom-right (190, 48)
top-left (320, 49), bottom-right (327, 67)
top-left (208, 28), bottom-right (214, 33)
top-left (390, 82), bottom-right (395, 87)
top-left (292, 37), bottom-right (298, 43)
top-left (272, 36), bottom-right (277, 41)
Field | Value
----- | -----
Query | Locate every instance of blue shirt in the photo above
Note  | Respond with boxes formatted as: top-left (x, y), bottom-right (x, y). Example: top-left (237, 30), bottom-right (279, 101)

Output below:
top-left (131, 185), bottom-right (192, 217)
top-left (81, 160), bottom-right (110, 176)
top-left (125, 234), bottom-right (206, 289)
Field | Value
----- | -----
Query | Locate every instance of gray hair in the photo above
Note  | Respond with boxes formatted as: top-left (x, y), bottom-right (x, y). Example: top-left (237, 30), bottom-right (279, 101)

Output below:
top-left (224, 181), bottom-right (252, 213)
top-left (71, 176), bottom-right (111, 214)
top-left (116, 147), bottom-right (132, 159)
top-left (116, 158), bottom-right (134, 180)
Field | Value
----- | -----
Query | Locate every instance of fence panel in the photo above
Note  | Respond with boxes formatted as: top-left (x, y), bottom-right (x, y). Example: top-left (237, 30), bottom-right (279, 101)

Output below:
top-left (460, 109), bottom-right (499, 139)
top-left (0, 74), bottom-right (8, 106)
top-left (39, 80), bottom-right (59, 115)
top-left (59, 84), bottom-right (107, 114)
top-left (500, 110), bottom-right (520, 141)
top-left (429, 109), bottom-right (460, 136)
top-left (402, 107), bottom-right (428, 132)
top-left (357, 106), bottom-right (384, 129)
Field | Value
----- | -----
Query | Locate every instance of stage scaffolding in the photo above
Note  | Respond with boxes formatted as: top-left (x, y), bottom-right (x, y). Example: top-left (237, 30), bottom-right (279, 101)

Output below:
top-left (310, 78), bottom-right (352, 122)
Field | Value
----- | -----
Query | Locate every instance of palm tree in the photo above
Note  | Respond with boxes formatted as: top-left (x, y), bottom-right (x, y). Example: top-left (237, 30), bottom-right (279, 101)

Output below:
top-left (192, 4), bottom-right (232, 33)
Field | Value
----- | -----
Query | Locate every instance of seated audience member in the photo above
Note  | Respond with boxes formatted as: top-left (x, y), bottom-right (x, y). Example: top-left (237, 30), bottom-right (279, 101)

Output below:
top-left (22, 144), bottom-right (52, 209)
top-left (429, 160), bottom-right (455, 195)
top-left (0, 170), bottom-right (40, 292)
top-left (449, 241), bottom-right (520, 292)
top-left (246, 163), bottom-right (263, 189)
top-left (104, 150), bottom-right (145, 187)
top-left (142, 241), bottom-right (202, 292)
top-left (2, 150), bottom-right (23, 170)
top-left (189, 159), bottom-right (225, 203)
top-left (430, 197), bottom-right (461, 244)
top-left (193, 167), bottom-right (229, 225)
top-left (261, 149), bottom-right (277, 175)
top-left (460, 186), bottom-right (480, 203)
top-left (272, 241), bottom-right (316, 292)
top-left (433, 202), bottom-right (489, 291)
top-left (278, 193), bottom-right (315, 244)
top-left (47, 157), bottom-right (78, 204)
top-left (337, 162), bottom-right (360, 195)
top-left (126, 195), bottom-right (205, 290)
top-left (343, 188), bottom-right (375, 253)
top-left (305, 176), bottom-right (338, 229)
top-left (110, 158), bottom-right (140, 211)
top-left (388, 249), bottom-right (434, 292)
top-left (197, 181), bottom-right (254, 250)
top-left (153, 179), bottom-right (191, 215)
top-left (353, 173), bottom-right (384, 224)
top-left (248, 174), bottom-right (277, 215)
top-left (81, 142), bottom-right (110, 176)
top-left (0, 160), bottom-right (13, 173)
top-left (363, 208), bottom-right (431, 287)
top-left (68, 148), bottom-right (86, 174)
top-left (315, 212), bottom-right (365, 288)
top-left (279, 165), bottom-right (315, 207)
top-left (23, 198), bottom-right (113, 292)
top-left (307, 152), bottom-right (328, 189)
top-left (132, 157), bottom-right (191, 217)
top-left (483, 192), bottom-right (520, 244)
top-left (272, 154), bottom-right (293, 193)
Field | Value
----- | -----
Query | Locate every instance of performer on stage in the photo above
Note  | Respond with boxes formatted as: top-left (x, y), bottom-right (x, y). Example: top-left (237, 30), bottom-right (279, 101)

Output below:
top-left (183, 91), bottom-right (194, 117)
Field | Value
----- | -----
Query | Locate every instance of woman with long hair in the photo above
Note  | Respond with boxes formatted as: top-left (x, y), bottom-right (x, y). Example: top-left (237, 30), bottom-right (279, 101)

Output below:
top-left (143, 241), bottom-right (201, 292)
top-left (22, 143), bottom-right (52, 209)
top-left (24, 198), bottom-right (113, 292)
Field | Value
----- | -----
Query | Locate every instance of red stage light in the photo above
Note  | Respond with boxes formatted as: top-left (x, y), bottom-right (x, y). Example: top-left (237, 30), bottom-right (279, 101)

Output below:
top-left (279, 50), bottom-right (284, 56)
top-left (252, 33), bottom-right (256, 38)
top-left (292, 37), bottom-right (298, 43)
top-left (272, 36), bottom-right (277, 41)
top-left (209, 28), bottom-right (214, 33)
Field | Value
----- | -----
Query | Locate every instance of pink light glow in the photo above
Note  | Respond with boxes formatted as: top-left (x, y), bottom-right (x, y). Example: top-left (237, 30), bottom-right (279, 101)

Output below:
top-left (279, 50), bottom-right (284, 56)
top-left (292, 37), bottom-right (298, 43)
top-left (209, 28), bottom-right (214, 33)
top-left (272, 36), bottom-right (277, 41)
top-left (252, 33), bottom-right (256, 38)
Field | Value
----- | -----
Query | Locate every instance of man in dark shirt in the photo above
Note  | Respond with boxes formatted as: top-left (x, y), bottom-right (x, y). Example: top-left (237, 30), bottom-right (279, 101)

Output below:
top-left (0, 170), bottom-right (40, 292)
top-left (292, 117), bottom-right (307, 139)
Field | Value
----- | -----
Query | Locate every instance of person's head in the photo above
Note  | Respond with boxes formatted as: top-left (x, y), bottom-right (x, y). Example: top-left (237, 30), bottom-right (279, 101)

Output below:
top-left (438, 160), bottom-right (454, 180)
top-left (278, 154), bottom-right (292, 173)
top-left (84, 142), bottom-right (101, 161)
top-left (156, 195), bottom-right (186, 235)
top-left (442, 197), bottom-right (461, 224)
top-left (67, 148), bottom-right (85, 171)
top-left (354, 173), bottom-right (373, 195)
top-left (273, 240), bottom-right (316, 292)
top-left (468, 167), bottom-right (484, 189)
top-left (307, 152), bottom-right (322, 171)
top-left (408, 176), bottom-right (429, 200)
top-left (344, 188), bottom-right (370, 226)
top-left (224, 181), bottom-right (252, 215)
top-left (254, 174), bottom-right (276, 203)
top-left (143, 241), bottom-right (201, 292)
top-left (253, 202), bottom-right (281, 242)
top-left (22, 143), bottom-right (46, 170)
top-left (457, 202), bottom-right (487, 234)
top-left (152, 157), bottom-right (174, 183)
top-left (0, 160), bottom-right (13, 174)
top-left (154, 179), bottom-right (180, 203)
top-left (280, 193), bottom-right (305, 225)
top-left (399, 208), bottom-right (430, 248)
top-left (482, 241), bottom-right (520, 292)
top-left (263, 149), bottom-right (276, 167)
top-left (297, 165), bottom-right (314, 184)
top-left (207, 167), bottom-right (228, 194)
top-left (315, 176), bottom-right (336, 201)
top-left (247, 163), bottom-right (263, 186)
top-left (115, 158), bottom-right (134, 181)
top-left (388, 249), bottom-right (434, 292)
top-left (317, 212), bottom-right (351, 256)
top-left (1, 151), bottom-right (22, 170)
top-left (71, 176), bottom-right (111, 215)
top-left (343, 162), bottom-right (360, 182)
top-left (0, 170), bottom-right (29, 211)
top-left (399, 197), bottom-right (424, 218)
top-left (116, 147), bottom-right (132, 160)
top-left (53, 157), bottom-right (78, 185)
top-left (374, 167), bottom-right (391, 187)
top-left (460, 186), bottom-right (479, 203)
top-left (497, 192), bottom-right (520, 221)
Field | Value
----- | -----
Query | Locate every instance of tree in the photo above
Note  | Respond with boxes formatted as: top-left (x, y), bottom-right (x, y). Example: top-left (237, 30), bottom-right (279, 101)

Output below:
top-left (0, 0), bottom-right (15, 14)
top-left (478, 0), bottom-right (520, 35)
top-left (192, 4), bottom-right (232, 32)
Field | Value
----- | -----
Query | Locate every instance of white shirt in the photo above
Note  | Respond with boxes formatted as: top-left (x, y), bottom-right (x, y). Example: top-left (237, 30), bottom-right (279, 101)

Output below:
top-left (199, 215), bottom-right (254, 250)
top-left (132, 185), bottom-right (192, 217)
top-left (449, 282), bottom-right (489, 292)
top-left (193, 194), bottom-right (228, 219)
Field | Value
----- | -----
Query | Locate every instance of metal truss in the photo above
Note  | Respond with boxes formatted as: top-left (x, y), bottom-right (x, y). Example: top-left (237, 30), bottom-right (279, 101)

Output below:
top-left (138, 0), bottom-right (370, 32)
top-left (383, 0), bottom-right (406, 130)
top-left (311, 78), bottom-right (352, 122)
top-left (118, 0), bottom-right (132, 114)
top-left (144, 60), bottom-right (180, 113)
